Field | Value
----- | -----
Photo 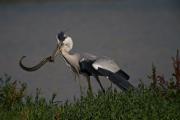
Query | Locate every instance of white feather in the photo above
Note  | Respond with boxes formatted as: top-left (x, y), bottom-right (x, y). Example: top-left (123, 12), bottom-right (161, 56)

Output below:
top-left (61, 36), bottom-right (73, 52)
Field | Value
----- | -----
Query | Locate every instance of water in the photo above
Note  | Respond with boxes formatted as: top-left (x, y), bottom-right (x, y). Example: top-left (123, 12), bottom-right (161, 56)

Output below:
top-left (0, 1), bottom-right (180, 101)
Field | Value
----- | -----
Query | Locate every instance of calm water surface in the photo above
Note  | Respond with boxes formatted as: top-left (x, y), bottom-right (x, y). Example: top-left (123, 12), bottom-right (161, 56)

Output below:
top-left (0, 1), bottom-right (180, 101)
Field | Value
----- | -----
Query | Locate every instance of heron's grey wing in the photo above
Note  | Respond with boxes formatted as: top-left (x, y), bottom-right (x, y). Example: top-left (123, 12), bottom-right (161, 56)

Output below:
top-left (92, 57), bottom-right (120, 73)
top-left (80, 52), bottom-right (97, 62)
top-left (92, 57), bottom-right (133, 91)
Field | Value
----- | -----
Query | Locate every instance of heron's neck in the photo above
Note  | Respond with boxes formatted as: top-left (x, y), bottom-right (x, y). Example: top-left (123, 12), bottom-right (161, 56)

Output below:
top-left (61, 49), bottom-right (72, 56)
top-left (61, 50), bottom-right (80, 73)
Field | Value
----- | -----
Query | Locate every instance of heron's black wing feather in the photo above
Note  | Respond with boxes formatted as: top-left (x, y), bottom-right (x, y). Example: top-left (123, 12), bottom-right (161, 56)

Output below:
top-left (97, 68), bottom-right (133, 91)
top-left (79, 60), bottom-right (96, 75)
top-left (116, 69), bottom-right (130, 80)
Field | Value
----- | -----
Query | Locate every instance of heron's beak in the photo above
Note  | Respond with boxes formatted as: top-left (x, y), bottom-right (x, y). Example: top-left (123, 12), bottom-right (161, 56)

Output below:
top-left (50, 42), bottom-right (63, 62)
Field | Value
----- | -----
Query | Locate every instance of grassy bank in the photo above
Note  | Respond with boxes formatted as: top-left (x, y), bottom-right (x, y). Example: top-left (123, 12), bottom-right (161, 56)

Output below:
top-left (0, 78), bottom-right (180, 120)
top-left (0, 50), bottom-right (180, 120)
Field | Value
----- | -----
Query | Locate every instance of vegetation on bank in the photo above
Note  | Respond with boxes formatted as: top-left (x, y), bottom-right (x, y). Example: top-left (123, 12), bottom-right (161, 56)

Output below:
top-left (0, 50), bottom-right (180, 120)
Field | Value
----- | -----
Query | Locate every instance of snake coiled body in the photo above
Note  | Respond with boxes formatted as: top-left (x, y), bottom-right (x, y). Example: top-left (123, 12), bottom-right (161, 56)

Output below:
top-left (19, 56), bottom-right (52, 72)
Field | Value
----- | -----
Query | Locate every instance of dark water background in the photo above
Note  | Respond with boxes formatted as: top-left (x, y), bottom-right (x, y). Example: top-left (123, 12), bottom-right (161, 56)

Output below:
top-left (0, 0), bottom-right (180, 101)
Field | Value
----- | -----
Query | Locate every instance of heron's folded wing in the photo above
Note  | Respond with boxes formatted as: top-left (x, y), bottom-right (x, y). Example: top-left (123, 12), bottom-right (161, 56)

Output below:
top-left (96, 68), bottom-right (133, 91)
top-left (92, 57), bottom-right (133, 91)
top-left (92, 57), bottom-right (120, 73)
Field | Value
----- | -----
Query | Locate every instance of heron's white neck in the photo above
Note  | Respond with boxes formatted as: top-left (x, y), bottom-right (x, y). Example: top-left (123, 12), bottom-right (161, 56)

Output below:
top-left (61, 49), bottom-right (80, 74)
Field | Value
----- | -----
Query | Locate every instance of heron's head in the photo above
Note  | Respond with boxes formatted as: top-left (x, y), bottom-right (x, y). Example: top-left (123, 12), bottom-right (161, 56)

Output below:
top-left (57, 32), bottom-right (66, 43)
top-left (56, 32), bottom-right (73, 53)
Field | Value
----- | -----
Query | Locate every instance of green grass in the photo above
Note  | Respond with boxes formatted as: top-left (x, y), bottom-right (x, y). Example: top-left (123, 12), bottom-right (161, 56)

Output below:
top-left (0, 75), bottom-right (180, 120)
top-left (61, 89), bottom-right (180, 120)
top-left (0, 50), bottom-right (180, 119)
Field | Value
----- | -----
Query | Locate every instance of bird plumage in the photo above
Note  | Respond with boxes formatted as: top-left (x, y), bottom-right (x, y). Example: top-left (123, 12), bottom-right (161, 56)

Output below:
top-left (55, 32), bottom-right (133, 92)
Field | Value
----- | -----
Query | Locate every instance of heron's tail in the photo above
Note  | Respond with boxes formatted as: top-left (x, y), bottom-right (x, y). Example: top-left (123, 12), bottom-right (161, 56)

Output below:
top-left (109, 70), bottom-right (134, 91)
top-left (97, 68), bottom-right (134, 91)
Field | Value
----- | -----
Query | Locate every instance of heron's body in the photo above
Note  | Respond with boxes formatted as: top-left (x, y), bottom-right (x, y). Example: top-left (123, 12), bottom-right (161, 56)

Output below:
top-left (55, 33), bottom-right (133, 92)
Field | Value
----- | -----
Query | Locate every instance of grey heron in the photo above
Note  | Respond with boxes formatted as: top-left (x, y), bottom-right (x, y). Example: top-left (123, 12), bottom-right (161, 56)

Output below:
top-left (19, 32), bottom-right (134, 92)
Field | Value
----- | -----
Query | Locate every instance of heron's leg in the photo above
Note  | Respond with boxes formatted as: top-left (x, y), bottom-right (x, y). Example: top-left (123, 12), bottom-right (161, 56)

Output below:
top-left (95, 76), bottom-right (105, 93)
top-left (79, 82), bottom-right (83, 95)
top-left (85, 75), bottom-right (92, 94)
top-left (73, 73), bottom-right (84, 95)
top-left (71, 70), bottom-right (83, 94)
